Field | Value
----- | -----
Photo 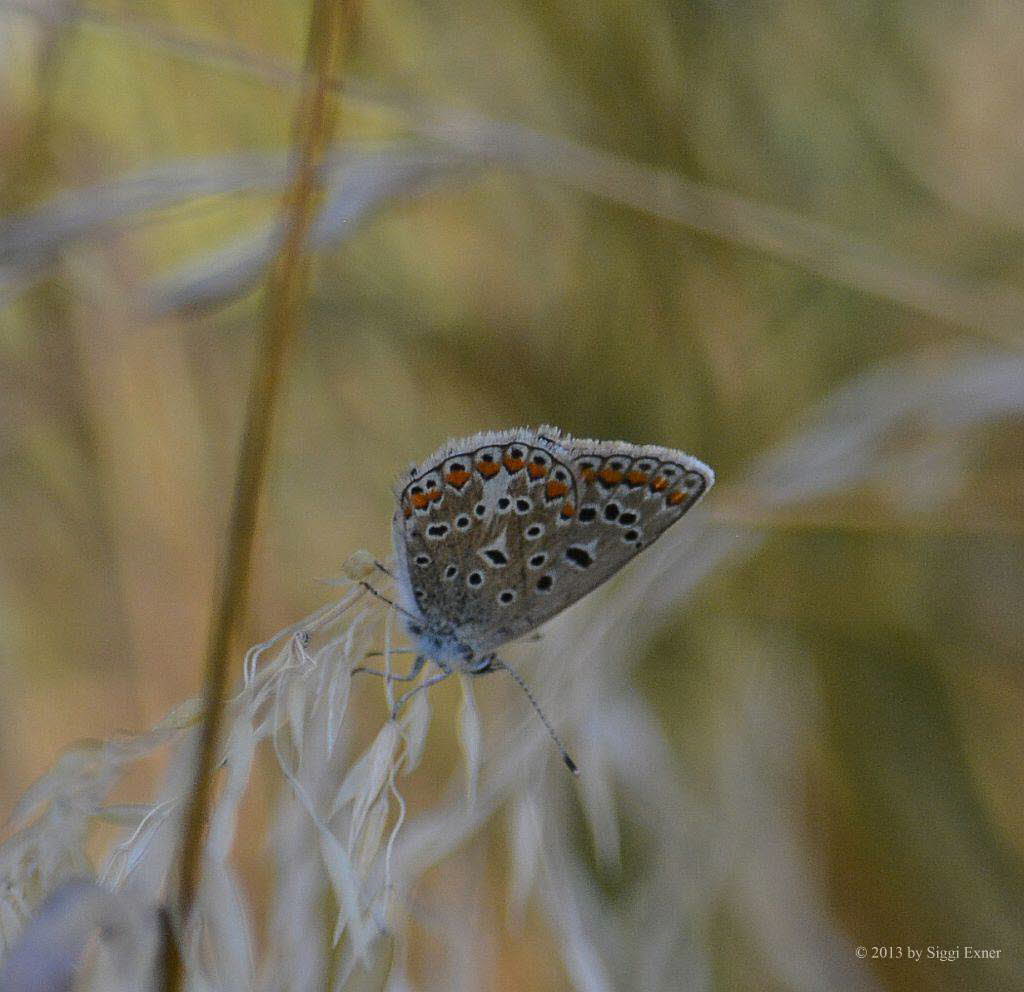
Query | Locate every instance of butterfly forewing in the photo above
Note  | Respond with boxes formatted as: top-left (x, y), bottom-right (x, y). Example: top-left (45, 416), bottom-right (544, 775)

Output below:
top-left (523, 439), bottom-right (711, 630)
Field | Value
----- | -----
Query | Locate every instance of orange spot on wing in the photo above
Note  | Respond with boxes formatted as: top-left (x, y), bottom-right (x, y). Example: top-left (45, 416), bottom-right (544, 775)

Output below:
top-left (428, 489), bottom-right (443, 503)
top-left (445, 469), bottom-right (471, 489)
top-left (581, 467), bottom-right (597, 482)
top-left (627, 471), bottom-right (649, 486)
top-left (597, 467), bottom-right (624, 486)
top-left (667, 490), bottom-right (686, 506)
top-left (477, 460), bottom-right (500, 478)
top-left (650, 476), bottom-right (669, 492)
top-left (560, 502), bottom-right (576, 518)
top-left (546, 479), bottom-right (569, 500)
top-left (527, 463), bottom-right (549, 479)
top-left (411, 492), bottom-right (431, 509)
top-left (503, 455), bottom-right (525, 473)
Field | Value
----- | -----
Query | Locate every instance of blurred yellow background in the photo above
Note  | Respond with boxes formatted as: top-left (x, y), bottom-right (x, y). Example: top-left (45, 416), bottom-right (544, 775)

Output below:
top-left (1, 2), bottom-right (1023, 990)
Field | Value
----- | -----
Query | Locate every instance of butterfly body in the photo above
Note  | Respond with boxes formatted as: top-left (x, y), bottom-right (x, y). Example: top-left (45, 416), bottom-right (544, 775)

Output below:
top-left (391, 426), bottom-right (713, 668)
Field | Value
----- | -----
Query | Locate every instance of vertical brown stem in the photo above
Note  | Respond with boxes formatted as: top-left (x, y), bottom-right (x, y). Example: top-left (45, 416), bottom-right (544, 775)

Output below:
top-left (163, 2), bottom-right (351, 988)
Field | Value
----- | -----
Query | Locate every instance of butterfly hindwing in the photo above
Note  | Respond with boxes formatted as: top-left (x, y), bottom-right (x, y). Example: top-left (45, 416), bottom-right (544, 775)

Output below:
top-left (393, 430), bottom-right (581, 654)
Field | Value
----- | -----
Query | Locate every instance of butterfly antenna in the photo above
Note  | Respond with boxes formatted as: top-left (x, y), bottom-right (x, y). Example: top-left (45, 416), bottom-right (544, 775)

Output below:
top-left (490, 658), bottom-right (579, 775)
top-left (372, 559), bottom-right (395, 579)
top-left (356, 580), bottom-right (421, 626)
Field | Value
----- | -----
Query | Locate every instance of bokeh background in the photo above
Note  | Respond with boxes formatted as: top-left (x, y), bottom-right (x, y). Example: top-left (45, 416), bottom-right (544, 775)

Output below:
top-left (2, 2), bottom-right (1023, 990)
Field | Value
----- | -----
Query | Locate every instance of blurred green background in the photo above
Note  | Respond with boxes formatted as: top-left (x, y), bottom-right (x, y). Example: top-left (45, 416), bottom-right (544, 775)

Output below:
top-left (2, 2), bottom-right (1023, 989)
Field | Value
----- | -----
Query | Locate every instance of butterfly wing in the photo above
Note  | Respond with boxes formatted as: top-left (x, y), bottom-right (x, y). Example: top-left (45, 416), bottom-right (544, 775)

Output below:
top-left (391, 428), bottom-right (713, 658)
top-left (541, 437), bottom-right (714, 623)
top-left (391, 429), bottom-right (579, 657)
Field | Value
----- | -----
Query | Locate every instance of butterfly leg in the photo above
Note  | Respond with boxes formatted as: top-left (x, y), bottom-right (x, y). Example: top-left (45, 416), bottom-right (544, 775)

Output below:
top-left (466, 652), bottom-right (498, 675)
top-left (352, 653), bottom-right (428, 682)
top-left (391, 668), bottom-right (452, 718)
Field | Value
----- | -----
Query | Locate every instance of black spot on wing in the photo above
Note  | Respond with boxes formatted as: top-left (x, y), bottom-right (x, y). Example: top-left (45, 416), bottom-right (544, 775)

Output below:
top-left (565, 546), bottom-right (595, 569)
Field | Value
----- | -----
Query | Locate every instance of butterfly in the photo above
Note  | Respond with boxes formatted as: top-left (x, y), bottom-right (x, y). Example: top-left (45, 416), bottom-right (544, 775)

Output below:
top-left (390, 424), bottom-right (712, 658)
top-left (357, 427), bottom-right (713, 771)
